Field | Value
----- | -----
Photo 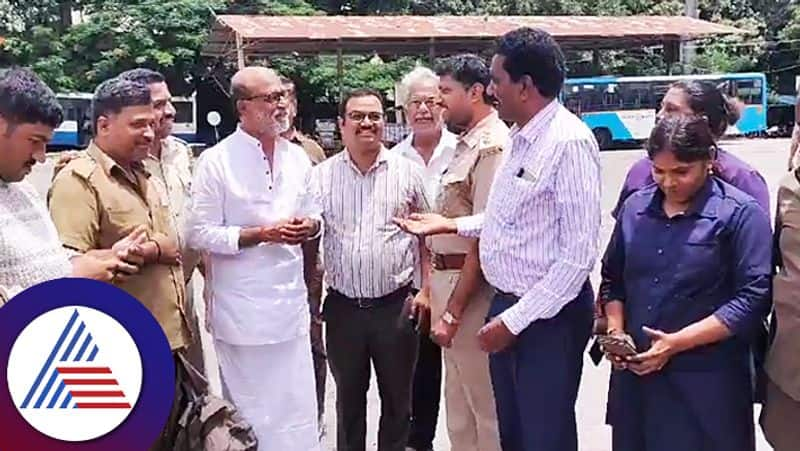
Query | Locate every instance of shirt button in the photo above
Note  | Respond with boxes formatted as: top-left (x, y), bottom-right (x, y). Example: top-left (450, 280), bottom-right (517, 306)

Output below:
top-left (653, 277), bottom-right (660, 284)
top-left (666, 223), bottom-right (671, 228)
top-left (657, 249), bottom-right (664, 255)
top-left (647, 306), bottom-right (653, 311)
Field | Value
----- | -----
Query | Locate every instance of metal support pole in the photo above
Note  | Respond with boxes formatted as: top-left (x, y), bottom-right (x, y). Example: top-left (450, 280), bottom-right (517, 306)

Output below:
top-left (337, 46), bottom-right (344, 104)
top-left (235, 32), bottom-right (245, 69)
top-left (682, 0), bottom-right (698, 68)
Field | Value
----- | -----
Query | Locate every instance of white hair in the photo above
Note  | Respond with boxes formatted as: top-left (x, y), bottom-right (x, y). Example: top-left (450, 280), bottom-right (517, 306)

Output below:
top-left (397, 66), bottom-right (439, 106)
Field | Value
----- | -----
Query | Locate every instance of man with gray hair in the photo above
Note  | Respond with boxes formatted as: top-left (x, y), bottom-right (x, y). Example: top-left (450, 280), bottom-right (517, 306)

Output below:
top-left (49, 76), bottom-right (191, 449)
top-left (187, 66), bottom-right (322, 451)
top-left (391, 65), bottom-right (457, 451)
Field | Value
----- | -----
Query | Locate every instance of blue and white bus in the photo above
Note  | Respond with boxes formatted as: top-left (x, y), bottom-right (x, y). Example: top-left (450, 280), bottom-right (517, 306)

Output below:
top-left (49, 93), bottom-right (198, 150)
top-left (562, 73), bottom-right (768, 149)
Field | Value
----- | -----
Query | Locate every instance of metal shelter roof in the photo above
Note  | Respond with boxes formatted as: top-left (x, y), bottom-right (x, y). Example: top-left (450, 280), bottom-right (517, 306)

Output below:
top-left (202, 15), bottom-right (746, 59)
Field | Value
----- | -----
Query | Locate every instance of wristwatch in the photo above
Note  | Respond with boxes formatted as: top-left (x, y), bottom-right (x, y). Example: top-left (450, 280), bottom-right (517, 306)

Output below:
top-left (442, 310), bottom-right (460, 326)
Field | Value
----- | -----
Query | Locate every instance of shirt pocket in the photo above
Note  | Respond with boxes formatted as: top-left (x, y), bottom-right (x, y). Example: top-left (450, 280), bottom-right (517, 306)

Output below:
top-left (437, 168), bottom-right (470, 214)
top-left (678, 238), bottom-right (723, 283)
top-left (493, 170), bottom-right (546, 226)
top-left (104, 202), bottom-right (150, 242)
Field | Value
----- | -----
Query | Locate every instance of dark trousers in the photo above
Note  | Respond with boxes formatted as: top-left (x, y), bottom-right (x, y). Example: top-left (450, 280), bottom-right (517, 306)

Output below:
top-left (488, 281), bottom-right (593, 451)
top-left (407, 332), bottom-right (442, 450)
top-left (151, 352), bottom-right (187, 451)
top-left (324, 287), bottom-right (419, 451)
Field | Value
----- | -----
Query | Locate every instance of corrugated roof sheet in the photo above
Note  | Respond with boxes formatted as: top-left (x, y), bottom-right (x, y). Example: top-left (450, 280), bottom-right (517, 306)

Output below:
top-left (217, 15), bottom-right (742, 40)
top-left (203, 15), bottom-right (746, 57)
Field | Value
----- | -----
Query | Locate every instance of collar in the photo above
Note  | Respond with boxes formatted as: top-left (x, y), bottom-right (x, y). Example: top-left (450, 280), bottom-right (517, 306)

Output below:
top-left (341, 146), bottom-right (390, 173)
top-left (399, 128), bottom-right (456, 164)
top-left (234, 125), bottom-right (288, 158)
top-left (460, 110), bottom-right (500, 150)
top-left (641, 178), bottom-right (719, 219)
top-left (509, 99), bottom-right (560, 144)
top-left (87, 142), bottom-right (150, 180)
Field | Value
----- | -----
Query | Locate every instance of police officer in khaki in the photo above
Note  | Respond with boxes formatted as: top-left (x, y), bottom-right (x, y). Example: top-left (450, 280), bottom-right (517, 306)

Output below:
top-left (429, 54), bottom-right (508, 451)
top-left (48, 77), bottom-right (190, 450)
top-left (118, 69), bottom-right (205, 374)
top-left (53, 69), bottom-right (206, 375)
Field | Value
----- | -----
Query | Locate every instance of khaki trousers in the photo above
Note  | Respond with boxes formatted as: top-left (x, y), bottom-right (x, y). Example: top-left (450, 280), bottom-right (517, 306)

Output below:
top-left (761, 377), bottom-right (800, 451)
top-left (430, 269), bottom-right (501, 451)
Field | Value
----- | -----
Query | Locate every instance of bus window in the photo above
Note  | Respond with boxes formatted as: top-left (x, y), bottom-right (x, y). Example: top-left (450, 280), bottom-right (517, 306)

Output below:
top-left (173, 101), bottom-right (193, 124)
top-left (620, 83), bottom-right (654, 110)
top-left (733, 79), bottom-right (763, 105)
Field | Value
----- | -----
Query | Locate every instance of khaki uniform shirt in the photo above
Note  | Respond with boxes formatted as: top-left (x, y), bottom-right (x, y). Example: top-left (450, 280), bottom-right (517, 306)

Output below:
top-left (767, 169), bottom-right (800, 400)
top-left (428, 111), bottom-right (508, 256)
top-left (48, 143), bottom-right (190, 350)
top-left (143, 136), bottom-right (200, 276)
top-left (289, 130), bottom-right (327, 165)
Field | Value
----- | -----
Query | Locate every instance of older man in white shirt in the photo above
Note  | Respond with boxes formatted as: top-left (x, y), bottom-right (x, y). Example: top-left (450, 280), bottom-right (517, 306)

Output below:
top-left (390, 66), bottom-right (456, 451)
top-left (187, 67), bottom-right (321, 451)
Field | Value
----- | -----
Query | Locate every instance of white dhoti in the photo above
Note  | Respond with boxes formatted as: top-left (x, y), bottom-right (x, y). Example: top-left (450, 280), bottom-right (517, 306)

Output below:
top-left (215, 335), bottom-right (320, 451)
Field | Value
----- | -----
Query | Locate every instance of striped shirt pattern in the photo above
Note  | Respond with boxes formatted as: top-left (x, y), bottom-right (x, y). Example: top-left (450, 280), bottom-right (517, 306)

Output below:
top-left (456, 100), bottom-right (601, 335)
top-left (310, 148), bottom-right (430, 299)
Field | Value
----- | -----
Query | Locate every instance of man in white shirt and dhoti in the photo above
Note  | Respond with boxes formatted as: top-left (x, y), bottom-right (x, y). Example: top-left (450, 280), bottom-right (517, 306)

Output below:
top-left (187, 66), bottom-right (322, 451)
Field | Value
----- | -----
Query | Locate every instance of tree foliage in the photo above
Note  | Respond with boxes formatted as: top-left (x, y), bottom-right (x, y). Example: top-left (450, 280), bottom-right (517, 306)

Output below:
top-left (2, 0), bottom-right (800, 107)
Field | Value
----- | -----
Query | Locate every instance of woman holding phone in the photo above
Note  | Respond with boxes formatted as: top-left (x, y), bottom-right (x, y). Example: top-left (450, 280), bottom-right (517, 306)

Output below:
top-left (599, 114), bottom-right (771, 451)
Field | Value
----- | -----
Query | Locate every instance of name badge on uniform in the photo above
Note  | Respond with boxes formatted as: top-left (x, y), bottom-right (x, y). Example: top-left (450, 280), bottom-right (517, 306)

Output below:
top-left (516, 167), bottom-right (537, 183)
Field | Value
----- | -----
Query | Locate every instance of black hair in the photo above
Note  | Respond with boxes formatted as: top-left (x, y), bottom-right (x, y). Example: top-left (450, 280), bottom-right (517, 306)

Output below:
top-left (117, 68), bottom-right (165, 86)
top-left (338, 88), bottom-right (384, 118)
top-left (0, 67), bottom-right (63, 129)
top-left (494, 27), bottom-right (566, 98)
top-left (91, 77), bottom-right (152, 132)
top-left (669, 80), bottom-right (741, 138)
top-left (434, 54), bottom-right (493, 104)
top-left (647, 115), bottom-right (717, 163)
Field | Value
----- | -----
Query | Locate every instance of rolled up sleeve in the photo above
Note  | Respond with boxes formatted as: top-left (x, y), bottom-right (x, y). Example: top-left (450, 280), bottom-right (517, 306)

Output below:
top-left (713, 202), bottom-right (772, 339)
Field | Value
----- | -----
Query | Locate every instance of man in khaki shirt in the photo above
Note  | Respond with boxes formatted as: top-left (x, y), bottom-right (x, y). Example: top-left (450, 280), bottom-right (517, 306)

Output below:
top-left (429, 54), bottom-right (509, 451)
top-left (118, 68), bottom-right (205, 373)
top-left (280, 75), bottom-right (328, 434)
top-left (48, 77), bottom-right (189, 450)
top-left (54, 69), bottom-right (205, 373)
top-left (762, 168), bottom-right (800, 451)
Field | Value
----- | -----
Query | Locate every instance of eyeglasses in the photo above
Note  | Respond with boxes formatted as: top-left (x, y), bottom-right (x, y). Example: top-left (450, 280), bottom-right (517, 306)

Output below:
top-left (346, 111), bottom-right (384, 122)
top-left (406, 96), bottom-right (442, 110)
top-left (244, 90), bottom-right (288, 105)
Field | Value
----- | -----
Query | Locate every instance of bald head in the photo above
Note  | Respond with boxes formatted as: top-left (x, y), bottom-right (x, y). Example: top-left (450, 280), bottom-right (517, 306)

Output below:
top-left (230, 66), bottom-right (290, 139)
top-left (231, 66), bottom-right (280, 112)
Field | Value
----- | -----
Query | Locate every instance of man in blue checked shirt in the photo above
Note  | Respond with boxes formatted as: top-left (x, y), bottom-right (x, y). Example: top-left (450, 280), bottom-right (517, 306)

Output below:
top-left (396, 27), bottom-right (601, 451)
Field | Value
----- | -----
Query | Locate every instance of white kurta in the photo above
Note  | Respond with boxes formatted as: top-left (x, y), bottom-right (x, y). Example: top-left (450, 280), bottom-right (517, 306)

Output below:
top-left (187, 127), bottom-right (321, 450)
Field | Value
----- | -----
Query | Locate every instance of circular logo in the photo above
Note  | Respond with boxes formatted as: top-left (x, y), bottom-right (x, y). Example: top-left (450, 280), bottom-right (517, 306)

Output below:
top-left (7, 306), bottom-right (143, 441)
top-left (0, 278), bottom-right (175, 451)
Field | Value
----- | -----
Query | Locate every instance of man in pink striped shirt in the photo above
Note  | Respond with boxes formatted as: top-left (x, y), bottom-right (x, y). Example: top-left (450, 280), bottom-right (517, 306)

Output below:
top-left (396, 28), bottom-right (601, 451)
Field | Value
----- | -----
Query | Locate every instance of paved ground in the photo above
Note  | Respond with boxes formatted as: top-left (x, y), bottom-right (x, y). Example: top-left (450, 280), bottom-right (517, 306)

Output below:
top-left (31, 137), bottom-right (789, 451)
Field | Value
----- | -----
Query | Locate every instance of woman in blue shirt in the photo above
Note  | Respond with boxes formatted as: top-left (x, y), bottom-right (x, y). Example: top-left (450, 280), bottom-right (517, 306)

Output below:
top-left (600, 114), bottom-right (772, 451)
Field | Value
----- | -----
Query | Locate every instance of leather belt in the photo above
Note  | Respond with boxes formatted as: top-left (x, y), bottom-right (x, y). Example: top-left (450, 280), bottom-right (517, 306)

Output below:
top-left (432, 253), bottom-right (466, 271)
top-left (328, 284), bottom-right (411, 309)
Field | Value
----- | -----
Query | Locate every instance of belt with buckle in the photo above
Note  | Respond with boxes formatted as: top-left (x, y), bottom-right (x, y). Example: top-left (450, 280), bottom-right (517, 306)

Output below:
top-left (329, 285), bottom-right (411, 309)
top-left (431, 253), bottom-right (466, 271)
